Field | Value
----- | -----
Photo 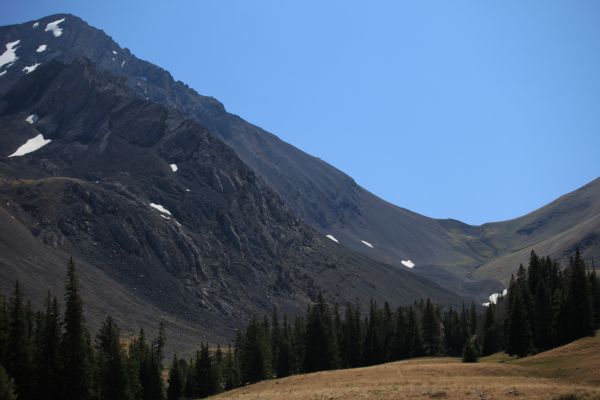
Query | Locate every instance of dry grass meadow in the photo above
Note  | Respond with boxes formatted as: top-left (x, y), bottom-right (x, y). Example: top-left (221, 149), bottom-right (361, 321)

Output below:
top-left (212, 333), bottom-right (600, 400)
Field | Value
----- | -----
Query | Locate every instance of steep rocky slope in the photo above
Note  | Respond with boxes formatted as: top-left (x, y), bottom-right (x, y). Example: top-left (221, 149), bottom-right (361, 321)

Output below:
top-left (0, 58), bottom-right (462, 352)
top-left (0, 14), bottom-right (501, 299)
top-left (0, 13), bottom-right (598, 311)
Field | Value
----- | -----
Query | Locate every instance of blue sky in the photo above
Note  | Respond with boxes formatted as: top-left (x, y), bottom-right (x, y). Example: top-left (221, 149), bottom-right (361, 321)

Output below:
top-left (2, 1), bottom-right (599, 224)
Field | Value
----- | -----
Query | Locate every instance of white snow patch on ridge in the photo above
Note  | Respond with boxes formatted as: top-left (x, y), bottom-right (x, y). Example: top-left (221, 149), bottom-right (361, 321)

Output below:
top-left (36, 44), bottom-right (47, 53)
top-left (9, 134), bottom-right (51, 157)
top-left (45, 18), bottom-right (65, 37)
top-left (33, 22), bottom-right (39, 28)
top-left (326, 234), bottom-right (339, 243)
top-left (482, 289), bottom-right (508, 307)
top-left (25, 114), bottom-right (38, 124)
top-left (23, 63), bottom-right (41, 74)
top-left (0, 71), bottom-right (6, 77)
top-left (401, 260), bottom-right (415, 269)
top-left (361, 240), bottom-right (374, 248)
top-left (170, 164), bottom-right (178, 172)
top-left (149, 203), bottom-right (172, 216)
top-left (112, 50), bottom-right (117, 55)
top-left (0, 40), bottom-right (20, 69)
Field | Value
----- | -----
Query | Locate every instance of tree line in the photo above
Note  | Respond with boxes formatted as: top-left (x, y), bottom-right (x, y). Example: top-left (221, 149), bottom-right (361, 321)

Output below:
top-left (1, 250), bottom-right (598, 399)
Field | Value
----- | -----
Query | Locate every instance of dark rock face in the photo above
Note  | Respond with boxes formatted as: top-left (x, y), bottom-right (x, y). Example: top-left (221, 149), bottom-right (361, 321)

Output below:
top-left (0, 59), bottom-right (462, 347)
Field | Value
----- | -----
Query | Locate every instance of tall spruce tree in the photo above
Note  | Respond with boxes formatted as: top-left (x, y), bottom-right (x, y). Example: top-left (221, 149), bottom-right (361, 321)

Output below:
top-left (35, 294), bottom-right (62, 400)
top-left (0, 364), bottom-right (17, 400)
top-left (421, 299), bottom-right (442, 356)
top-left (481, 304), bottom-right (497, 356)
top-left (95, 316), bottom-right (131, 400)
top-left (62, 258), bottom-right (92, 400)
top-left (6, 281), bottom-right (33, 400)
top-left (564, 250), bottom-right (594, 341)
top-left (506, 289), bottom-right (533, 357)
top-left (240, 317), bottom-right (272, 383)
top-left (166, 355), bottom-right (183, 400)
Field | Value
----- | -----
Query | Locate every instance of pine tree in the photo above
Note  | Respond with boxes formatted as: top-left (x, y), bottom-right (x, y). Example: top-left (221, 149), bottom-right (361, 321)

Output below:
top-left (62, 258), bottom-right (92, 400)
top-left (240, 318), bottom-right (272, 383)
top-left (304, 295), bottom-right (339, 372)
top-left (506, 290), bottom-right (533, 357)
top-left (590, 270), bottom-right (600, 329)
top-left (0, 364), bottom-right (17, 400)
top-left (6, 281), bottom-right (33, 400)
top-left (421, 299), bottom-right (442, 356)
top-left (393, 307), bottom-right (408, 360)
top-left (276, 316), bottom-right (293, 378)
top-left (462, 335), bottom-right (479, 363)
top-left (564, 250), bottom-right (594, 341)
top-left (362, 300), bottom-right (384, 365)
top-left (406, 306), bottom-right (423, 358)
top-left (481, 304), bottom-right (497, 356)
top-left (223, 345), bottom-right (240, 391)
top-left (95, 316), bottom-right (131, 400)
top-left (340, 303), bottom-right (362, 367)
top-left (0, 292), bottom-right (8, 366)
top-left (35, 293), bottom-right (62, 400)
top-left (166, 355), bottom-right (183, 400)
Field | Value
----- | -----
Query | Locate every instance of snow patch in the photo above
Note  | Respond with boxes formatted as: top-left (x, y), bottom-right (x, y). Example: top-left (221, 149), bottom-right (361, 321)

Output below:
top-left (185, 188), bottom-right (191, 192)
top-left (149, 203), bottom-right (172, 216)
top-left (0, 71), bottom-right (6, 77)
top-left (326, 234), bottom-right (339, 243)
top-left (112, 50), bottom-right (117, 55)
top-left (170, 163), bottom-right (178, 172)
top-left (33, 22), bottom-right (39, 28)
top-left (482, 289), bottom-right (508, 307)
top-left (36, 44), bottom-right (47, 53)
top-left (401, 260), bottom-right (415, 269)
top-left (0, 40), bottom-right (20, 69)
top-left (45, 18), bottom-right (65, 37)
top-left (121, 60), bottom-right (126, 68)
top-left (25, 114), bottom-right (38, 124)
top-left (361, 240), bottom-right (374, 248)
top-left (8, 134), bottom-right (51, 157)
top-left (23, 63), bottom-right (41, 74)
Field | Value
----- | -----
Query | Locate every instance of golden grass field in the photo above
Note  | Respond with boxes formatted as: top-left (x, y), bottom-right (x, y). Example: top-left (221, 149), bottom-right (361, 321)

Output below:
top-left (212, 333), bottom-right (600, 399)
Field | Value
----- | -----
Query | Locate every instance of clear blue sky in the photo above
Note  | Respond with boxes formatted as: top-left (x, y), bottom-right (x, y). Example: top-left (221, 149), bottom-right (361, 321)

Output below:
top-left (2, 1), bottom-right (600, 224)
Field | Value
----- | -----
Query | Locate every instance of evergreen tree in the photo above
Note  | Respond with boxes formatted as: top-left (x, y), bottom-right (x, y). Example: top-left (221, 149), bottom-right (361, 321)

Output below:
top-left (506, 290), bottom-right (533, 357)
top-left (6, 281), bottom-right (33, 400)
top-left (406, 306), bottom-right (423, 358)
top-left (340, 303), bottom-right (362, 367)
top-left (462, 336), bottom-right (479, 363)
top-left (276, 317), bottom-right (293, 378)
top-left (166, 355), bottom-right (183, 400)
top-left (481, 304), bottom-right (497, 356)
top-left (0, 364), bottom-right (17, 400)
top-left (393, 307), bottom-right (408, 360)
top-left (95, 316), bottom-right (131, 400)
top-left (421, 299), bottom-right (442, 356)
top-left (590, 270), bottom-right (600, 329)
top-left (304, 295), bottom-right (339, 371)
top-left (62, 258), bottom-right (92, 400)
top-left (362, 300), bottom-right (384, 365)
top-left (564, 250), bottom-right (594, 342)
top-left (223, 345), bottom-right (241, 391)
top-left (35, 293), bottom-right (62, 400)
top-left (240, 318), bottom-right (272, 383)
top-left (0, 293), bottom-right (8, 366)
